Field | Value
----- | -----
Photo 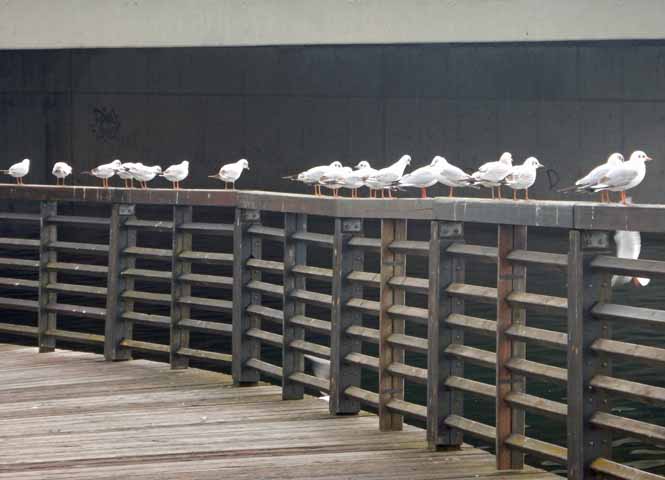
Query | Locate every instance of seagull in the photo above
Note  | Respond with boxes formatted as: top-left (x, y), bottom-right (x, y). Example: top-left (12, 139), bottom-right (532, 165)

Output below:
top-left (209, 159), bottom-right (250, 190)
top-left (339, 161), bottom-right (375, 198)
top-left (613, 229), bottom-right (650, 288)
top-left (117, 162), bottom-right (138, 188)
top-left (558, 153), bottom-right (624, 202)
top-left (472, 152), bottom-right (514, 199)
top-left (82, 159), bottom-right (121, 188)
top-left (590, 150), bottom-right (653, 205)
top-left (161, 160), bottom-right (189, 190)
top-left (319, 166), bottom-right (352, 197)
top-left (397, 157), bottom-right (444, 198)
top-left (304, 354), bottom-right (330, 403)
top-left (365, 154), bottom-right (411, 198)
top-left (126, 163), bottom-right (162, 189)
top-left (503, 157), bottom-right (544, 200)
top-left (51, 162), bottom-right (72, 186)
top-left (435, 156), bottom-right (476, 198)
top-left (0, 158), bottom-right (30, 185)
top-left (283, 161), bottom-right (342, 196)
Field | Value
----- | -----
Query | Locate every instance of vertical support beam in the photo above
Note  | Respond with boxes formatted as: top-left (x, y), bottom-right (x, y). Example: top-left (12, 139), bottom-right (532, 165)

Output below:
top-left (495, 224), bottom-right (527, 469)
top-left (170, 205), bottom-right (193, 369)
top-left (282, 212), bottom-right (307, 400)
top-left (232, 208), bottom-right (261, 385)
top-left (38, 201), bottom-right (57, 352)
top-left (105, 204), bottom-right (136, 361)
top-left (427, 221), bottom-right (464, 450)
top-left (567, 230), bottom-right (613, 480)
top-left (330, 217), bottom-right (363, 415)
top-left (378, 218), bottom-right (406, 431)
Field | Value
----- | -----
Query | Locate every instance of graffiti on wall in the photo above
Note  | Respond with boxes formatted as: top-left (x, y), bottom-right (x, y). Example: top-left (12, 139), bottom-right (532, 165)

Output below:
top-left (90, 106), bottom-right (121, 143)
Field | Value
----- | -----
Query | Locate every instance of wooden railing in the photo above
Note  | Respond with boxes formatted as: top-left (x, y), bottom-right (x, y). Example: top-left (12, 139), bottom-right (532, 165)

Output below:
top-left (0, 185), bottom-right (664, 480)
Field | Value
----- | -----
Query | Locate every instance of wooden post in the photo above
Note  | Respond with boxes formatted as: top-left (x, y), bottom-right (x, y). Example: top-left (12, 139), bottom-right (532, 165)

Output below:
top-left (38, 201), bottom-right (57, 353)
top-left (330, 218), bottom-right (363, 415)
top-left (495, 224), bottom-right (527, 469)
top-left (232, 208), bottom-right (261, 385)
top-left (170, 205), bottom-right (193, 369)
top-left (282, 212), bottom-right (307, 400)
top-left (378, 218), bottom-right (406, 431)
top-left (104, 204), bottom-right (136, 361)
top-left (427, 220), bottom-right (464, 450)
top-left (567, 230), bottom-right (613, 480)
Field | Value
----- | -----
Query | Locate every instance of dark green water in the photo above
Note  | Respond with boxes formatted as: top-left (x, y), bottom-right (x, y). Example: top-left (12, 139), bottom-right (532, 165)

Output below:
top-left (1, 206), bottom-right (664, 476)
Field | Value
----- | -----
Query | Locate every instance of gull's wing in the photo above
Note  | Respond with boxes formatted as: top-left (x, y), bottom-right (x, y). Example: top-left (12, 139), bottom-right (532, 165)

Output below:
top-left (576, 163), bottom-right (611, 187)
top-left (594, 165), bottom-right (638, 189)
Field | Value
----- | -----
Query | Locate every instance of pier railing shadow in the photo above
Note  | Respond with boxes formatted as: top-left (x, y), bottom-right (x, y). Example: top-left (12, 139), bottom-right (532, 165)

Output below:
top-left (0, 184), bottom-right (664, 480)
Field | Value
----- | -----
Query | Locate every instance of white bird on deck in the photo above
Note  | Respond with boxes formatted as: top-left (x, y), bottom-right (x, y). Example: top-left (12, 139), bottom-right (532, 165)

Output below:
top-left (126, 163), bottom-right (162, 189)
top-left (0, 158), bottom-right (30, 185)
top-left (613, 229), bottom-right (650, 288)
top-left (283, 161), bottom-right (342, 196)
top-left (472, 152), bottom-right (514, 199)
top-left (117, 162), bottom-right (137, 188)
top-left (51, 162), bottom-right (72, 186)
top-left (346, 161), bottom-right (378, 198)
top-left (304, 354), bottom-right (330, 403)
top-left (83, 159), bottom-right (122, 188)
top-left (558, 152), bottom-right (624, 202)
top-left (435, 156), bottom-right (476, 198)
top-left (364, 154), bottom-right (411, 198)
top-left (397, 157), bottom-right (444, 198)
top-left (590, 150), bottom-right (653, 204)
top-left (319, 166), bottom-right (352, 197)
top-left (503, 157), bottom-right (544, 200)
top-left (161, 160), bottom-right (189, 190)
top-left (209, 159), bottom-right (250, 190)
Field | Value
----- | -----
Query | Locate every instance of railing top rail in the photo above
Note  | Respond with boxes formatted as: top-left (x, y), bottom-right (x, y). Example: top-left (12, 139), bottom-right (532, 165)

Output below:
top-left (0, 184), bottom-right (663, 231)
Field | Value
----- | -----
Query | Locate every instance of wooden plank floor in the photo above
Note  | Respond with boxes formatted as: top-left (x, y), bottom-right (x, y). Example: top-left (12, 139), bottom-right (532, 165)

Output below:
top-left (0, 344), bottom-right (556, 479)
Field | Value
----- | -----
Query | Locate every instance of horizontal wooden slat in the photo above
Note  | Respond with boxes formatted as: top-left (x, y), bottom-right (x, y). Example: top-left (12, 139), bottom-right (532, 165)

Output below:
top-left (387, 333), bottom-right (427, 353)
top-left (179, 222), bottom-right (233, 235)
top-left (246, 258), bottom-right (284, 274)
top-left (0, 296), bottom-right (38, 311)
top-left (246, 304), bottom-right (284, 324)
top-left (122, 268), bottom-right (171, 281)
top-left (346, 297), bottom-right (380, 315)
top-left (47, 262), bottom-right (108, 276)
top-left (386, 304), bottom-right (427, 324)
top-left (49, 241), bottom-right (109, 255)
top-left (122, 290), bottom-right (171, 305)
top-left (591, 375), bottom-right (665, 407)
top-left (122, 311), bottom-right (171, 328)
top-left (177, 347), bottom-right (232, 364)
top-left (505, 392), bottom-right (567, 419)
top-left (288, 289), bottom-right (332, 307)
top-left (592, 303), bottom-right (665, 329)
top-left (387, 362), bottom-right (427, 383)
top-left (0, 212), bottom-right (40, 222)
top-left (123, 246), bottom-right (171, 259)
top-left (345, 352), bottom-right (379, 371)
top-left (246, 224), bottom-right (285, 240)
top-left (506, 324), bottom-right (568, 350)
top-left (179, 273), bottom-right (233, 288)
top-left (445, 344), bottom-right (495, 369)
top-left (178, 318), bottom-right (232, 334)
top-left (120, 339), bottom-right (170, 354)
top-left (0, 322), bottom-right (37, 336)
top-left (0, 257), bottom-right (39, 269)
top-left (347, 237), bottom-right (380, 251)
top-left (47, 282), bottom-right (107, 296)
top-left (45, 329), bottom-right (105, 344)
top-left (506, 358), bottom-right (568, 384)
top-left (445, 376), bottom-right (495, 398)
top-left (178, 296), bottom-right (232, 312)
top-left (291, 231), bottom-right (333, 247)
top-left (508, 291), bottom-right (568, 313)
top-left (346, 325), bottom-right (379, 344)
top-left (0, 237), bottom-right (40, 249)
top-left (592, 255), bottom-right (665, 279)
top-left (446, 243), bottom-right (497, 262)
top-left (444, 415), bottom-right (496, 443)
top-left (505, 434), bottom-right (567, 465)
top-left (124, 218), bottom-right (173, 231)
top-left (46, 215), bottom-right (109, 226)
top-left (592, 338), bottom-right (665, 367)
top-left (289, 315), bottom-right (331, 334)
top-left (289, 372), bottom-right (329, 392)
top-left (388, 240), bottom-right (429, 256)
top-left (388, 275), bottom-right (429, 294)
top-left (245, 358), bottom-right (283, 379)
top-left (591, 458), bottom-right (665, 480)
top-left (291, 264), bottom-right (333, 281)
top-left (246, 328), bottom-right (283, 347)
top-left (444, 313), bottom-right (496, 336)
top-left (507, 249), bottom-right (567, 269)
top-left (446, 283), bottom-right (496, 304)
top-left (47, 302), bottom-right (106, 320)
top-left (289, 339), bottom-right (330, 358)
top-left (346, 270), bottom-right (379, 287)
top-left (179, 250), bottom-right (233, 265)
top-left (591, 411), bottom-right (665, 445)
top-left (247, 280), bottom-right (283, 298)
top-left (386, 399), bottom-right (427, 420)
top-left (344, 385), bottom-right (379, 406)
top-left (0, 277), bottom-right (39, 289)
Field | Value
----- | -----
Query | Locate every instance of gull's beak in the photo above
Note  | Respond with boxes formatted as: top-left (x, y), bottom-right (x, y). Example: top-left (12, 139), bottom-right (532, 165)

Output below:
top-left (646, 156), bottom-right (653, 162)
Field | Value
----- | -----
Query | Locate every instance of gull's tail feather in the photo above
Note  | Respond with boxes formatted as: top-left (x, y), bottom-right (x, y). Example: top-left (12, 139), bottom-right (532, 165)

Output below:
top-left (282, 174), bottom-right (299, 180)
top-left (0, 170), bottom-right (9, 175)
top-left (557, 185), bottom-right (580, 193)
top-left (80, 171), bottom-right (93, 175)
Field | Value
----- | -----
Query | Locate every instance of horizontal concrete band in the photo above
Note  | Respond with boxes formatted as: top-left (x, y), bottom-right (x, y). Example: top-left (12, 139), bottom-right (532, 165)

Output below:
top-left (0, 184), bottom-right (663, 232)
top-left (0, 0), bottom-right (665, 49)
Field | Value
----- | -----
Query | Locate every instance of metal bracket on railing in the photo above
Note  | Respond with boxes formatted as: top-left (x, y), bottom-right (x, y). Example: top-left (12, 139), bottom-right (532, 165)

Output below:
top-left (118, 204), bottom-right (135, 216)
top-left (581, 230), bottom-right (611, 250)
top-left (439, 222), bottom-right (464, 239)
top-left (342, 218), bottom-right (362, 233)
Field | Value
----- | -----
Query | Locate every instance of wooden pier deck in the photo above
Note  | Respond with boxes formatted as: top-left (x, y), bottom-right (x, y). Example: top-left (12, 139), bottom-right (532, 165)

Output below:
top-left (0, 344), bottom-right (555, 480)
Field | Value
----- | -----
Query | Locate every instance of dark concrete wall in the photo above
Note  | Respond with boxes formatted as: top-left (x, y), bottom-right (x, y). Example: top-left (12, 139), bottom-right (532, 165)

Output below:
top-left (1, 43), bottom-right (664, 201)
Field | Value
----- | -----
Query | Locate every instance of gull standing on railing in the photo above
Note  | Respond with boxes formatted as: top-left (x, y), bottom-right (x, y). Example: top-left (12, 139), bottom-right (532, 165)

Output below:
top-left (590, 150), bottom-right (653, 205)
top-left (126, 163), bottom-right (162, 189)
top-left (117, 162), bottom-right (137, 188)
top-left (558, 152), bottom-right (624, 203)
top-left (283, 161), bottom-right (342, 196)
top-left (435, 156), bottom-right (476, 198)
top-left (161, 160), bottom-right (189, 190)
top-left (82, 159), bottom-right (121, 188)
top-left (209, 159), bottom-right (250, 190)
top-left (365, 154), bottom-right (411, 198)
top-left (613, 227), bottom-right (651, 288)
top-left (471, 152), bottom-right (513, 199)
top-left (397, 157), bottom-right (444, 198)
top-left (0, 158), bottom-right (30, 185)
top-left (348, 160), bottom-right (378, 198)
top-left (319, 166), bottom-right (352, 197)
top-left (503, 157), bottom-right (544, 200)
top-left (51, 162), bottom-right (72, 186)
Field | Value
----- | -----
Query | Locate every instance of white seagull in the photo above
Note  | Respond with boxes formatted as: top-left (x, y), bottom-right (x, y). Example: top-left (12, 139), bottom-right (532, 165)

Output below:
top-left (559, 152), bottom-right (624, 202)
top-left (209, 158), bottom-right (250, 190)
top-left (590, 150), bottom-right (653, 204)
top-left (319, 166), bottom-right (352, 197)
top-left (161, 160), bottom-right (189, 190)
top-left (613, 229), bottom-right (650, 288)
top-left (365, 154), bottom-right (411, 198)
top-left (117, 162), bottom-right (137, 188)
top-left (436, 156), bottom-right (476, 198)
top-left (83, 159), bottom-right (122, 188)
top-left (126, 163), bottom-right (162, 189)
top-left (283, 161), bottom-right (342, 196)
top-left (472, 152), bottom-right (514, 199)
top-left (397, 157), bottom-right (444, 198)
top-left (304, 354), bottom-right (330, 403)
top-left (503, 157), bottom-right (544, 200)
top-left (52, 162), bottom-right (72, 186)
top-left (0, 158), bottom-right (30, 185)
top-left (348, 161), bottom-right (378, 198)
